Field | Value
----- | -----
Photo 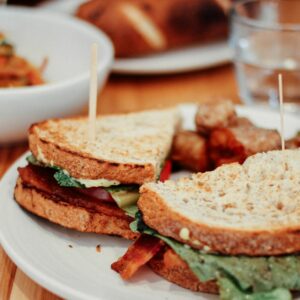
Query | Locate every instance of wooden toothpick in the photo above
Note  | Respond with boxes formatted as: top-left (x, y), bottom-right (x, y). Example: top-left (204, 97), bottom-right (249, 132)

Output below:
top-left (278, 73), bottom-right (285, 151)
top-left (88, 43), bottom-right (98, 142)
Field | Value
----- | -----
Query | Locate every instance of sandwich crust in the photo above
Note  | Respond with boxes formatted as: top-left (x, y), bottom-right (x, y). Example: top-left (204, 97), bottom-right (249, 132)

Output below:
top-left (148, 247), bottom-right (218, 293)
top-left (29, 133), bottom-right (155, 185)
top-left (139, 189), bottom-right (300, 256)
top-left (28, 109), bottom-right (179, 184)
top-left (15, 178), bottom-right (138, 240)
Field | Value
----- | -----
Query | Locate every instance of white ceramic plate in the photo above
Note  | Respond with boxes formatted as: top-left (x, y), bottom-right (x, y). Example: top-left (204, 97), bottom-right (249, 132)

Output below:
top-left (0, 105), bottom-right (299, 300)
top-left (39, 0), bottom-right (233, 75)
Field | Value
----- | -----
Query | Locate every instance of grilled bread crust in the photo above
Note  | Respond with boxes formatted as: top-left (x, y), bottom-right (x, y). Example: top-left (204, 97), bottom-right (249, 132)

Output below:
top-left (29, 133), bottom-right (155, 185)
top-left (14, 178), bottom-right (138, 240)
top-left (139, 150), bottom-right (300, 256)
top-left (28, 109), bottom-right (179, 185)
top-left (148, 247), bottom-right (218, 293)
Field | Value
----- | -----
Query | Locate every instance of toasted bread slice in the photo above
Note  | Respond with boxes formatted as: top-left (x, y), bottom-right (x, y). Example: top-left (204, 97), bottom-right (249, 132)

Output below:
top-left (29, 108), bottom-right (179, 185)
top-left (139, 149), bottom-right (300, 256)
top-left (15, 178), bottom-right (138, 240)
top-left (148, 247), bottom-right (218, 293)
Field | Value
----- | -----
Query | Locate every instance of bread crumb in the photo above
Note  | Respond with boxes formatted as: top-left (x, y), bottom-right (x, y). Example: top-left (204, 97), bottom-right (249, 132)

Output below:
top-left (96, 244), bottom-right (101, 253)
top-left (68, 245), bottom-right (73, 248)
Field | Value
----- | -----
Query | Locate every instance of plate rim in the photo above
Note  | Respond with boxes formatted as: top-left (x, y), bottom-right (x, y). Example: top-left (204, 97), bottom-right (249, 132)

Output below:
top-left (111, 42), bottom-right (232, 75)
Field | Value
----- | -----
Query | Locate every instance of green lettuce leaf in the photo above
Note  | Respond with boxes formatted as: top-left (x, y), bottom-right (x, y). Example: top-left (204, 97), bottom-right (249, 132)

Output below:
top-left (27, 154), bottom-right (84, 187)
top-left (26, 154), bottom-right (59, 170)
top-left (53, 170), bottom-right (84, 188)
top-left (131, 212), bottom-right (298, 299)
top-left (27, 155), bottom-right (137, 190)
top-left (218, 277), bottom-right (292, 300)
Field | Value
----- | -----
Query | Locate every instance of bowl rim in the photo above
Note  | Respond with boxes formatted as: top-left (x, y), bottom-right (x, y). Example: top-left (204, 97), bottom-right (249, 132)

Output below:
top-left (0, 6), bottom-right (114, 96)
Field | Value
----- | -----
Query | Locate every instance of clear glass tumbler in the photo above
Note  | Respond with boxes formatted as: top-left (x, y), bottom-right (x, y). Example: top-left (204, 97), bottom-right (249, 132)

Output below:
top-left (230, 0), bottom-right (300, 112)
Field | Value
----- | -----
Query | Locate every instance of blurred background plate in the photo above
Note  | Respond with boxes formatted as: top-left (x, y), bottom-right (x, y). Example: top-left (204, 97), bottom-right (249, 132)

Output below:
top-left (39, 0), bottom-right (233, 75)
top-left (111, 42), bottom-right (232, 75)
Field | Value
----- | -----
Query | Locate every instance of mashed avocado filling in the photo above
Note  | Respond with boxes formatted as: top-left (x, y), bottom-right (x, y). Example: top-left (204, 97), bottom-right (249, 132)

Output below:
top-left (26, 154), bottom-right (140, 212)
top-left (130, 212), bottom-right (299, 300)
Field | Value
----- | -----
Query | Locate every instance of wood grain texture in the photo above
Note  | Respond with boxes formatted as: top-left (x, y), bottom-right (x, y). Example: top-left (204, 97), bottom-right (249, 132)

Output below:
top-left (0, 65), bottom-right (238, 300)
top-left (10, 270), bottom-right (60, 300)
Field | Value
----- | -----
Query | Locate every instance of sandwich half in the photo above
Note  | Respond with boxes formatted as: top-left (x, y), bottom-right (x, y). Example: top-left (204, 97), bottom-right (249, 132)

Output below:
top-left (15, 108), bottom-right (179, 239)
top-left (112, 149), bottom-right (300, 299)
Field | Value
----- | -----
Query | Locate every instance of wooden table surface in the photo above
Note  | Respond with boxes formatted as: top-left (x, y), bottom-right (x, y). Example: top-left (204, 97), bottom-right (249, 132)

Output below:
top-left (0, 64), bottom-right (239, 300)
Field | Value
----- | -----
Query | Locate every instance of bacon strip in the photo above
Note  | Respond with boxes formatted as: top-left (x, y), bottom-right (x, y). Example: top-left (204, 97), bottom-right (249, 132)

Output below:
top-left (18, 165), bottom-right (130, 220)
top-left (111, 235), bottom-right (164, 279)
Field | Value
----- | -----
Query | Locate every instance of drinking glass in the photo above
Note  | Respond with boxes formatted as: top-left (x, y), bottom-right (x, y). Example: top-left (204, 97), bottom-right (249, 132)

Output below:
top-left (230, 0), bottom-right (300, 112)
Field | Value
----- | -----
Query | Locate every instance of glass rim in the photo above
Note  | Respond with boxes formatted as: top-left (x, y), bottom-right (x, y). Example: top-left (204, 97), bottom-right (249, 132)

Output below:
top-left (231, 0), bottom-right (300, 32)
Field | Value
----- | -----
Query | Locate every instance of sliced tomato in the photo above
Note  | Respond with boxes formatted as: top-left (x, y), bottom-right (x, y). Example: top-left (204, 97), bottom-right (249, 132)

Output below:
top-left (77, 187), bottom-right (114, 202)
top-left (159, 160), bottom-right (172, 182)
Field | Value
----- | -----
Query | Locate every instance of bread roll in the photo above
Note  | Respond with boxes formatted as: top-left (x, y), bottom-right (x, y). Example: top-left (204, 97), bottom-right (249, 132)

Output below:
top-left (76, 0), bottom-right (230, 57)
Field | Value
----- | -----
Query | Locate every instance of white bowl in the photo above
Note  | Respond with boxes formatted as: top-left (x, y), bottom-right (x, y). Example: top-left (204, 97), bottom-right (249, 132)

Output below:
top-left (0, 6), bottom-right (114, 144)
